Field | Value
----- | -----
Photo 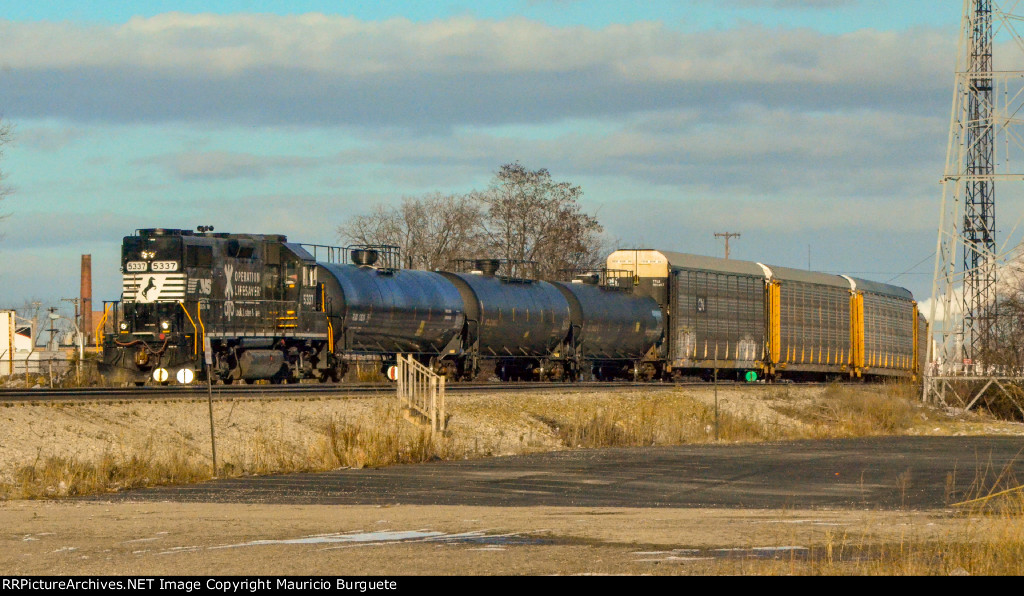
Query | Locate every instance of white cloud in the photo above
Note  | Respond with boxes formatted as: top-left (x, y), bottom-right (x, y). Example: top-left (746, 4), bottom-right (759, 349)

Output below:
top-left (14, 126), bottom-right (88, 152)
top-left (144, 151), bottom-right (323, 180)
top-left (0, 15), bottom-right (955, 128)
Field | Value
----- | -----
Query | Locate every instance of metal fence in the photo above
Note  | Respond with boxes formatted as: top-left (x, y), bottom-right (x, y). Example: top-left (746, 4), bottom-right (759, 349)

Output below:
top-left (0, 355), bottom-right (76, 388)
top-left (396, 354), bottom-right (446, 433)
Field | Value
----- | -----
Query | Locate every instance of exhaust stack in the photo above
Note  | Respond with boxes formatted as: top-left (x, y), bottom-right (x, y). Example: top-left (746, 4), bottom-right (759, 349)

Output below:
top-left (81, 254), bottom-right (92, 343)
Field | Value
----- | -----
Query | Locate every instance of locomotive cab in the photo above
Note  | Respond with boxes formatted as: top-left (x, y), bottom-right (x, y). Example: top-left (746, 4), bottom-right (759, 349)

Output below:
top-left (102, 229), bottom-right (195, 384)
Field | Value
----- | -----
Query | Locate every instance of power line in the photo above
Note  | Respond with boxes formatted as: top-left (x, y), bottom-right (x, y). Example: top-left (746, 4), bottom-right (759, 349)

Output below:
top-left (885, 251), bottom-right (938, 283)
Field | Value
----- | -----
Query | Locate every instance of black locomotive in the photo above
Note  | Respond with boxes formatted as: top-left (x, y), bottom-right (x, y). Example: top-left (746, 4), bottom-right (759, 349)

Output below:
top-left (99, 228), bottom-right (663, 384)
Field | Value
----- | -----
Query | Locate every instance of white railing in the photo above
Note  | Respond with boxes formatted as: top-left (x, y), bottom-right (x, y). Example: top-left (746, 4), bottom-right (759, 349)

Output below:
top-left (396, 354), bottom-right (446, 433)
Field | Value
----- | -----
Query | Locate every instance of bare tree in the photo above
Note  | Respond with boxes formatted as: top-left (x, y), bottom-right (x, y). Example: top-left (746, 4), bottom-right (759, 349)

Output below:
top-left (987, 261), bottom-right (1024, 368)
top-left (473, 163), bottom-right (603, 278)
top-left (338, 164), bottom-right (605, 278)
top-left (338, 193), bottom-right (483, 270)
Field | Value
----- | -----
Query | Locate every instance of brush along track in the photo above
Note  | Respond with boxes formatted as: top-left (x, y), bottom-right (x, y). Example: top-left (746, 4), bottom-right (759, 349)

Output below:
top-left (0, 380), bottom-right (817, 403)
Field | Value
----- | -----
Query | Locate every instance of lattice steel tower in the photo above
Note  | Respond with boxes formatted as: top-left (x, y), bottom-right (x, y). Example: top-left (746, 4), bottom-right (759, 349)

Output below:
top-left (961, 0), bottom-right (996, 359)
top-left (927, 0), bottom-right (1024, 379)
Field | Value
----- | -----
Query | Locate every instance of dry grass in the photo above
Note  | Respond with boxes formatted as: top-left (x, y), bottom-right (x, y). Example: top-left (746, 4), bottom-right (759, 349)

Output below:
top-left (0, 403), bottom-right (452, 499)
top-left (5, 445), bottom-right (209, 499)
top-left (531, 394), bottom-right (779, 449)
top-left (772, 383), bottom-right (921, 438)
top-left (721, 496), bottom-right (1024, 575)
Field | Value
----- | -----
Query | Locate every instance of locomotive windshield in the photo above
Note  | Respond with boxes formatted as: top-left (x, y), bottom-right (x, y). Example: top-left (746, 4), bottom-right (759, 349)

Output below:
top-left (122, 235), bottom-right (183, 265)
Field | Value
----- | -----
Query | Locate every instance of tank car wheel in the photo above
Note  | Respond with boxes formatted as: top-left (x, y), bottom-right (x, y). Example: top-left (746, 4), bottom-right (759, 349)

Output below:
top-left (244, 379), bottom-right (255, 385)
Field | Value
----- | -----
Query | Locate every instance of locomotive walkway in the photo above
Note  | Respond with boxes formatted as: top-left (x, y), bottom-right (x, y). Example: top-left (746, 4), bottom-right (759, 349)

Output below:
top-left (101, 436), bottom-right (1024, 510)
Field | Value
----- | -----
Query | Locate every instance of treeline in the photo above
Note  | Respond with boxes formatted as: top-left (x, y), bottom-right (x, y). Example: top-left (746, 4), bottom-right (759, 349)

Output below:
top-left (338, 163), bottom-right (606, 279)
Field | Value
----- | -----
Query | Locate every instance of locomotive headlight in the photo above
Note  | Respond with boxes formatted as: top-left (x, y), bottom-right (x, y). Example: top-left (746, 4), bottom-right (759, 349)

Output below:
top-left (160, 321), bottom-right (170, 330)
top-left (119, 322), bottom-right (128, 330)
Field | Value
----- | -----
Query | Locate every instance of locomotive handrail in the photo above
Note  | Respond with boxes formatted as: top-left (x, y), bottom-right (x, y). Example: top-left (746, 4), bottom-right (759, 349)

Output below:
top-left (178, 302), bottom-right (200, 358)
top-left (95, 304), bottom-right (111, 349)
top-left (197, 300), bottom-right (207, 350)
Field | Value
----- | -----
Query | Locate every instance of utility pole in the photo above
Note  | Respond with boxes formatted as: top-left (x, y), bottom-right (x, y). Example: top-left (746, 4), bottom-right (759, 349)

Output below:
top-left (714, 232), bottom-right (741, 260)
top-left (46, 307), bottom-right (58, 351)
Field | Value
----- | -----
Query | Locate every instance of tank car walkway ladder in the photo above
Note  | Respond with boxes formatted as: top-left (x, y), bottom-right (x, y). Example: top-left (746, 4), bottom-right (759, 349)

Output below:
top-left (396, 354), bottom-right (447, 433)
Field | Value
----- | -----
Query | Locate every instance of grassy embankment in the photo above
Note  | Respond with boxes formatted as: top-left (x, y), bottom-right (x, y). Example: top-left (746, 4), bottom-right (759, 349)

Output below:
top-left (0, 383), bottom-right (935, 499)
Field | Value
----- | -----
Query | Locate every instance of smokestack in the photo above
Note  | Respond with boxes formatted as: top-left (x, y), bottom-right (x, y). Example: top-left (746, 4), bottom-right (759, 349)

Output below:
top-left (81, 255), bottom-right (92, 343)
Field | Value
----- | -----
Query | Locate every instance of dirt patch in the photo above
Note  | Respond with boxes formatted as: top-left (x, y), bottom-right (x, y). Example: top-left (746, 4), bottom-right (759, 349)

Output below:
top-left (0, 501), bottom-right (985, 575)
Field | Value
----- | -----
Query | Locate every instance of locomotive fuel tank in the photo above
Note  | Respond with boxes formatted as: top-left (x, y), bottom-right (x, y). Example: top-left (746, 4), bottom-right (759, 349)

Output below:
top-left (438, 270), bottom-right (571, 357)
top-left (318, 262), bottom-right (465, 354)
top-left (553, 280), bottom-right (663, 360)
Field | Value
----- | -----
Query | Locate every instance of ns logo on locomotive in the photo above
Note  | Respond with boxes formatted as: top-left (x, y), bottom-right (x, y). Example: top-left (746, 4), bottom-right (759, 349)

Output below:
top-left (99, 228), bottom-right (925, 385)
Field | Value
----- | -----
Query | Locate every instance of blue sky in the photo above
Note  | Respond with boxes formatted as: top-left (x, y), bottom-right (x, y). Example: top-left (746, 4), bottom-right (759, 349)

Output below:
top-left (3, 1), bottom-right (958, 32)
top-left (0, 1), bottom-right (986, 324)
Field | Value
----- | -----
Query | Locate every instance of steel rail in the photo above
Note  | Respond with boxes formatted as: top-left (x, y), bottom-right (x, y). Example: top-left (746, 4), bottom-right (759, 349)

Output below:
top-left (0, 380), bottom-right (832, 403)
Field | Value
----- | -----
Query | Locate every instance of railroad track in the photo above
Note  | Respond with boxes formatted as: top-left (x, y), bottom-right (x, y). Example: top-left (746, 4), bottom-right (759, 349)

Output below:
top-left (0, 380), bottom-right (793, 403)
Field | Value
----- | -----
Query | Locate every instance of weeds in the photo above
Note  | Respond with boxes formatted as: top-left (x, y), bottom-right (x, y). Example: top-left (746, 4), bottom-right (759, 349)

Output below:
top-left (0, 403), bottom-right (455, 499)
top-left (774, 383), bottom-right (918, 438)
top-left (531, 393), bottom-right (780, 449)
top-left (320, 412), bottom-right (451, 469)
top-left (2, 446), bottom-right (209, 499)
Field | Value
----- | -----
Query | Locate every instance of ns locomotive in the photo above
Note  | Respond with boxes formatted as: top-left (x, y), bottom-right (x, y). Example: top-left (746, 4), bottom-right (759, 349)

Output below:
top-left (99, 228), bottom-right (663, 384)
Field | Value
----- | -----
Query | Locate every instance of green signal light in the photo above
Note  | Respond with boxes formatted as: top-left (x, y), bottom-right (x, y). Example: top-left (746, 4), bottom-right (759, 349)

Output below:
top-left (745, 371), bottom-right (758, 383)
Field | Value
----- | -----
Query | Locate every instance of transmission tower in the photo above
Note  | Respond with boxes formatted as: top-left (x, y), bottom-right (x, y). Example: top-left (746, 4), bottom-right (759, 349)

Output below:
top-left (960, 0), bottom-right (996, 360)
top-left (927, 0), bottom-right (1024, 404)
